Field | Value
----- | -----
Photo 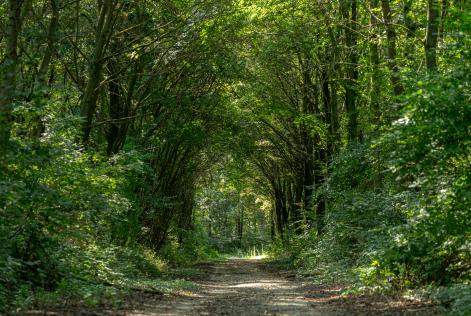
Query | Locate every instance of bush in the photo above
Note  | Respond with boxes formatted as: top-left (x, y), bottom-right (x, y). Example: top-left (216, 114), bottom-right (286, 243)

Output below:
top-left (276, 69), bottom-right (470, 309)
top-left (0, 129), bottom-right (144, 312)
top-left (374, 69), bottom-right (471, 288)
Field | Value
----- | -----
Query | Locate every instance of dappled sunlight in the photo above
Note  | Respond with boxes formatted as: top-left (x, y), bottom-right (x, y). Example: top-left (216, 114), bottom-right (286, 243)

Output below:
top-left (304, 294), bottom-right (343, 303)
top-left (179, 260), bottom-right (318, 315)
top-left (123, 258), bottom-right (320, 315)
top-left (230, 281), bottom-right (282, 288)
top-left (270, 299), bottom-right (307, 307)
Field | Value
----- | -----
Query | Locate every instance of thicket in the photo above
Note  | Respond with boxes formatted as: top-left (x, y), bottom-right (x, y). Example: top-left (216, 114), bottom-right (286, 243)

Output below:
top-left (279, 67), bottom-right (471, 313)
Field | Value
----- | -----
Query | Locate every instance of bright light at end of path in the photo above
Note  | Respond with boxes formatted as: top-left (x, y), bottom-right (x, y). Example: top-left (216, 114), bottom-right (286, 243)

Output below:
top-left (226, 255), bottom-right (267, 260)
top-left (249, 255), bottom-right (267, 260)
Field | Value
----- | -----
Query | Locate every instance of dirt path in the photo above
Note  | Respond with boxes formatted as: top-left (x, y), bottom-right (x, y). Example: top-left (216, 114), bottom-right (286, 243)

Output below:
top-left (124, 258), bottom-right (440, 316)
top-left (25, 258), bottom-right (440, 315)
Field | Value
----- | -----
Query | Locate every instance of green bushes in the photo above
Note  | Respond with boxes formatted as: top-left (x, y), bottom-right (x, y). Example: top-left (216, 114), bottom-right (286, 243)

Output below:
top-left (273, 68), bottom-right (470, 313)
top-left (374, 69), bottom-right (471, 288)
top-left (0, 127), bottom-right (219, 313)
top-left (0, 125), bottom-right (154, 312)
top-left (425, 284), bottom-right (471, 316)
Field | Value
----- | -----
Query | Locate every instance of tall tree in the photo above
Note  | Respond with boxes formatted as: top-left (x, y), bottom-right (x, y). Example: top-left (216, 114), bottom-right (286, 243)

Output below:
top-left (425, 0), bottom-right (440, 71)
top-left (0, 0), bottom-right (26, 160)
top-left (343, 0), bottom-right (360, 141)
top-left (79, 0), bottom-right (117, 144)
top-left (37, 0), bottom-right (59, 85)
top-left (381, 0), bottom-right (403, 96)
top-left (369, 0), bottom-right (381, 125)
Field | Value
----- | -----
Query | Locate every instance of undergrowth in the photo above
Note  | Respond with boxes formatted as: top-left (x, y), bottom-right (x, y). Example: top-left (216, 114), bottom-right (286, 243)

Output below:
top-left (2, 241), bottom-right (206, 315)
top-left (0, 135), bottom-right (221, 314)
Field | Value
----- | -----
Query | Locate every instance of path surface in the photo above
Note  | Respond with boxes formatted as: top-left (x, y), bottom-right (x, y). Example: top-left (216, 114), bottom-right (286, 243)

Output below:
top-left (124, 258), bottom-right (440, 316)
top-left (25, 258), bottom-right (440, 315)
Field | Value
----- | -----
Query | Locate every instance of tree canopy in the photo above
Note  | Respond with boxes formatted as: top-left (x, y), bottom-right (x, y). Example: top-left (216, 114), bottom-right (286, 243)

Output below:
top-left (0, 0), bottom-right (470, 313)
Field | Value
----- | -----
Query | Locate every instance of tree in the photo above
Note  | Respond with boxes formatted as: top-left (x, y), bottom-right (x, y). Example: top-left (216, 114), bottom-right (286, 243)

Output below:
top-left (0, 0), bottom-right (28, 160)
top-left (425, 0), bottom-right (440, 71)
top-left (381, 0), bottom-right (403, 96)
top-left (79, 0), bottom-right (117, 144)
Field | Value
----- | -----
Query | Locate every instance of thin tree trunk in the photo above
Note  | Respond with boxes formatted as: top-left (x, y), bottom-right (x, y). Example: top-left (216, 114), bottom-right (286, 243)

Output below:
top-left (381, 0), bottom-right (404, 96)
top-left (370, 0), bottom-right (381, 125)
top-left (274, 181), bottom-right (284, 238)
top-left (425, 0), bottom-right (440, 72)
top-left (238, 205), bottom-right (243, 246)
top-left (314, 147), bottom-right (327, 237)
top-left (38, 0), bottom-right (59, 84)
top-left (344, 0), bottom-right (359, 141)
top-left (0, 0), bottom-right (23, 160)
top-left (403, 1), bottom-right (416, 39)
top-left (106, 63), bottom-right (122, 155)
top-left (321, 46), bottom-right (340, 152)
top-left (79, 0), bottom-right (116, 144)
top-left (438, 0), bottom-right (448, 42)
top-left (323, 23), bottom-right (341, 149)
top-left (30, 0), bottom-right (60, 138)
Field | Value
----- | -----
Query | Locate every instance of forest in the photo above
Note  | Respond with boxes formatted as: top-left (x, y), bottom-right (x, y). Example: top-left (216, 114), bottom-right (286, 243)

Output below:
top-left (0, 0), bottom-right (470, 315)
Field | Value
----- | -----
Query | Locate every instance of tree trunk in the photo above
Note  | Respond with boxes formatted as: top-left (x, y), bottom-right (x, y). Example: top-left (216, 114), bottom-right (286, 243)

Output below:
top-left (273, 181), bottom-right (284, 238)
top-left (79, 0), bottom-right (116, 144)
top-left (30, 0), bottom-right (60, 138)
top-left (0, 0), bottom-right (23, 160)
top-left (344, 0), bottom-right (360, 141)
top-left (381, 0), bottom-right (404, 96)
top-left (370, 0), bottom-right (381, 126)
top-left (313, 146), bottom-right (327, 237)
top-left (438, 0), bottom-right (448, 43)
top-left (38, 0), bottom-right (59, 84)
top-left (403, 1), bottom-right (416, 39)
top-left (425, 0), bottom-right (440, 72)
top-left (402, 1), bottom-right (417, 61)
top-left (237, 206), bottom-right (243, 246)
top-left (321, 47), bottom-right (340, 153)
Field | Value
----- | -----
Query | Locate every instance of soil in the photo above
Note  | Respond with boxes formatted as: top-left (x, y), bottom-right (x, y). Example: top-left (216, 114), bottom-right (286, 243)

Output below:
top-left (24, 258), bottom-right (442, 316)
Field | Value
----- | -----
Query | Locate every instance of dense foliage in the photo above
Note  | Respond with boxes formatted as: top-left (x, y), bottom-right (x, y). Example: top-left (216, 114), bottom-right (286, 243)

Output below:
top-left (0, 0), bottom-right (469, 314)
